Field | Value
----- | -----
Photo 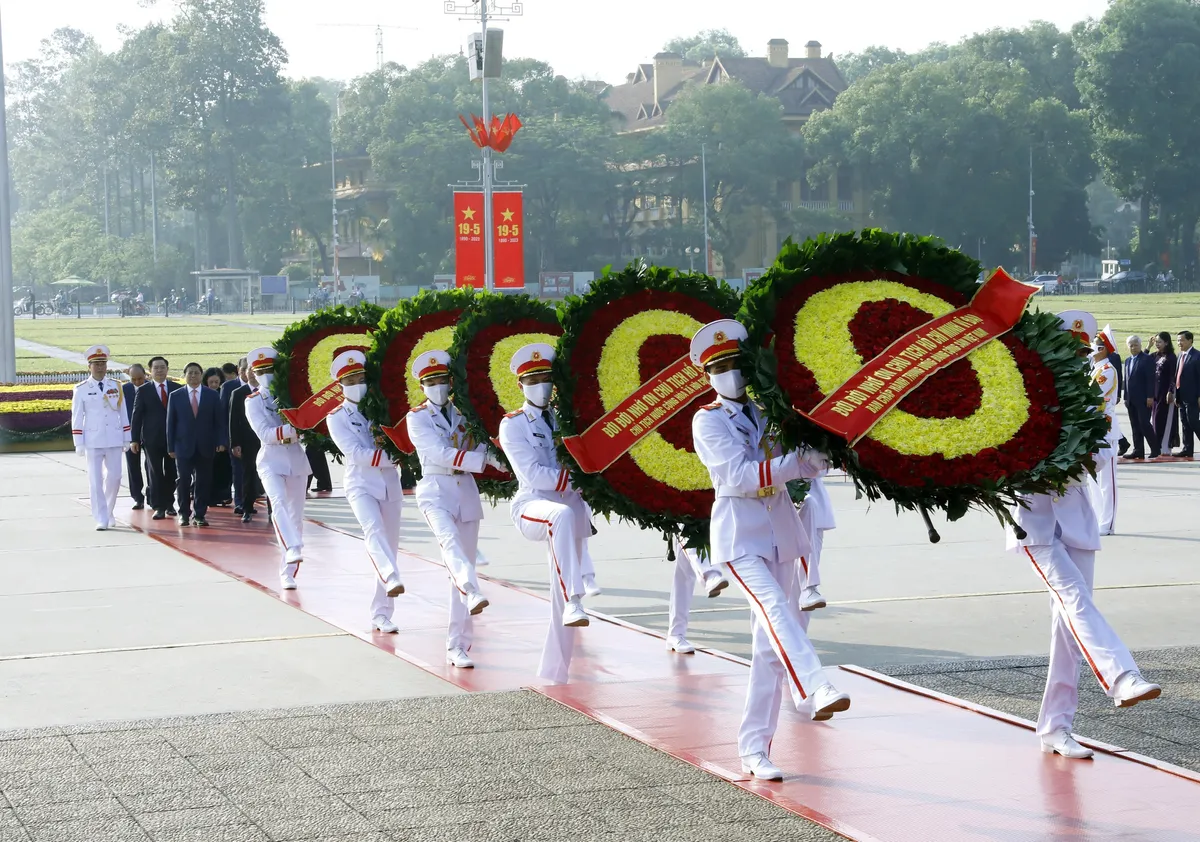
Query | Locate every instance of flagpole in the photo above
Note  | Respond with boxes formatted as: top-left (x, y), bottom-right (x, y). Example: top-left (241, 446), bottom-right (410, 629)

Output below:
top-left (479, 1), bottom-right (494, 292)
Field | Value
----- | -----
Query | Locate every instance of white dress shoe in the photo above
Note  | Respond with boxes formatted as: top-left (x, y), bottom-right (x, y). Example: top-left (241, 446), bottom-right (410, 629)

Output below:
top-left (385, 577), bottom-right (405, 598)
top-left (810, 683), bottom-right (851, 721)
top-left (107, 520), bottom-right (118, 529)
top-left (666, 636), bottom-right (696, 655)
top-left (562, 597), bottom-right (590, 627)
top-left (583, 575), bottom-right (603, 597)
top-left (740, 752), bottom-right (784, 781)
top-left (1113, 671), bottom-right (1162, 708)
top-left (446, 647), bottom-right (475, 668)
top-left (372, 615), bottom-right (399, 634)
top-left (800, 586), bottom-right (827, 611)
top-left (475, 551), bottom-right (489, 567)
top-left (704, 576), bottom-right (729, 598)
top-left (95, 524), bottom-right (107, 531)
top-left (280, 570), bottom-right (298, 590)
top-left (466, 590), bottom-right (489, 615)
top-left (1041, 729), bottom-right (1094, 759)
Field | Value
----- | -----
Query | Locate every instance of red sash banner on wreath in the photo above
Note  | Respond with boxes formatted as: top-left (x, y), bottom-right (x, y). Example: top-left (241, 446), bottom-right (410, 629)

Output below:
top-left (492, 191), bottom-right (525, 290)
top-left (800, 268), bottom-right (1039, 444)
top-left (562, 355), bottom-right (709, 474)
top-left (380, 421), bottom-right (416, 454)
top-left (454, 192), bottom-right (486, 289)
top-left (281, 381), bottom-right (344, 430)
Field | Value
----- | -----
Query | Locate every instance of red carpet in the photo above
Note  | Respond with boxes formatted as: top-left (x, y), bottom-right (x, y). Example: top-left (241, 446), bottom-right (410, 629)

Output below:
top-left (108, 498), bottom-right (1200, 841)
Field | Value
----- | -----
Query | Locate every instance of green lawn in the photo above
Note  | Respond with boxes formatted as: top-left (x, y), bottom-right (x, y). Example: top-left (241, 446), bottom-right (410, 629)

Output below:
top-left (15, 318), bottom-right (288, 373)
top-left (1028, 292), bottom-right (1200, 347)
top-left (15, 351), bottom-right (84, 374)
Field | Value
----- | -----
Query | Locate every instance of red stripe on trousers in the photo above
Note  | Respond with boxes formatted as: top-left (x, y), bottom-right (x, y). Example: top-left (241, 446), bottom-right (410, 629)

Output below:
top-left (1024, 547), bottom-right (1109, 691)
top-left (727, 561), bottom-right (808, 700)
top-left (521, 514), bottom-right (569, 600)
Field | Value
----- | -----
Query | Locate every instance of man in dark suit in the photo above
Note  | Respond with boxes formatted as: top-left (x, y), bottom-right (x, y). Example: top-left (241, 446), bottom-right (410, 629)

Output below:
top-left (167, 362), bottom-right (228, 527)
top-left (229, 365), bottom-right (263, 524)
top-left (1173, 330), bottom-right (1200, 457)
top-left (131, 356), bottom-right (181, 519)
top-left (122, 364), bottom-right (147, 509)
top-left (222, 359), bottom-right (247, 512)
top-left (1122, 335), bottom-right (1157, 459)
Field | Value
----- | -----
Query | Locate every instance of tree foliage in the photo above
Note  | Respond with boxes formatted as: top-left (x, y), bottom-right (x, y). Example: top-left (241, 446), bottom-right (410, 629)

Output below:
top-left (663, 29), bottom-right (747, 62)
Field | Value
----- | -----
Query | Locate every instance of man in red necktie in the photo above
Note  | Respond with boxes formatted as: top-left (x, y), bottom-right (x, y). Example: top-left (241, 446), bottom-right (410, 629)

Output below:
top-left (1174, 330), bottom-right (1199, 458)
top-left (130, 356), bottom-right (181, 519)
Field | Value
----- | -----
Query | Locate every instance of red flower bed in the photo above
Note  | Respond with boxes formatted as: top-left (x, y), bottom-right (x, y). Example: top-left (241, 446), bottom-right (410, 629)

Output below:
top-left (772, 271), bottom-right (1061, 488)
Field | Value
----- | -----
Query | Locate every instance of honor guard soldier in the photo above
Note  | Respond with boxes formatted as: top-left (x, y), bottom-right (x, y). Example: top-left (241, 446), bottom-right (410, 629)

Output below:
top-left (244, 347), bottom-right (310, 590)
top-left (796, 468), bottom-right (835, 612)
top-left (72, 345), bottom-right (131, 530)
top-left (1008, 310), bottom-right (1160, 759)
top-left (690, 320), bottom-right (850, 782)
top-left (1083, 320), bottom-right (1121, 535)
top-left (666, 537), bottom-right (729, 655)
top-left (407, 349), bottom-right (501, 669)
top-left (498, 343), bottom-right (591, 683)
top-left (325, 349), bottom-right (406, 634)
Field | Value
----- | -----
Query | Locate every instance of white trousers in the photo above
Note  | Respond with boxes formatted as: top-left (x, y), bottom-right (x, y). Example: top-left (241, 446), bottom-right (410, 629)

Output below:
top-left (1087, 450), bottom-right (1117, 535)
top-left (796, 529), bottom-right (825, 591)
top-left (420, 504), bottom-right (481, 651)
top-left (347, 488), bottom-right (401, 622)
top-left (260, 470), bottom-right (307, 569)
top-left (515, 499), bottom-right (584, 683)
top-left (87, 447), bottom-right (123, 527)
top-left (726, 553), bottom-right (830, 758)
top-left (1024, 541), bottom-right (1139, 736)
top-left (667, 542), bottom-right (727, 641)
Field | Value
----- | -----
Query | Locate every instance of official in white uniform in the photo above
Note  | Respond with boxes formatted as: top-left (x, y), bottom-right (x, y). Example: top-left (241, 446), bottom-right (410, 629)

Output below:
top-left (690, 320), bottom-right (850, 782)
top-left (498, 343), bottom-right (591, 683)
top-left (71, 344), bottom-right (130, 530)
top-left (407, 349), bottom-right (499, 669)
top-left (1008, 310), bottom-right (1160, 759)
top-left (244, 347), bottom-right (311, 590)
top-left (796, 470), bottom-right (835, 611)
top-left (666, 538), bottom-right (729, 654)
top-left (325, 349), bottom-right (405, 633)
top-left (1084, 322), bottom-right (1121, 535)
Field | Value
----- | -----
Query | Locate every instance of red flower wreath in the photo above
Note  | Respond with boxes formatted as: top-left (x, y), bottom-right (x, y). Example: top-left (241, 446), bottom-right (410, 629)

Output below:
top-left (286, 324), bottom-right (373, 438)
top-left (378, 309), bottom-right (464, 424)
top-left (568, 288), bottom-right (721, 519)
top-left (772, 271), bottom-right (1061, 488)
top-left (464, 317), bottom-right (562, 437)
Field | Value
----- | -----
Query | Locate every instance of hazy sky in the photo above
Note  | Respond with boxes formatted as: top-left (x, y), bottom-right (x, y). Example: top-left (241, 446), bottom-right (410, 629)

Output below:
top-left (3, 0), bottom-right (1111, 84)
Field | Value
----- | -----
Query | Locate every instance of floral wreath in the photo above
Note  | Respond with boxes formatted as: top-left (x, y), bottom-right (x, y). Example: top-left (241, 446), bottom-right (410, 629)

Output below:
top-left (556, 262), bottom-right (741, 549)
top-left (741, 230), bottom-right (1109, 526)
top-left (272, 303), bottom-right (385, 458)
top-left (361, 288), bottom-right (478, 470)
top-left (449, 292), bottom-right (562, 501)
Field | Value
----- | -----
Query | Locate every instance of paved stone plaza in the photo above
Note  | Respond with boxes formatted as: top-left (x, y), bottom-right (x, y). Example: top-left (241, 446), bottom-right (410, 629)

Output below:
top-left (1, 447), bottom-right (1198, 840)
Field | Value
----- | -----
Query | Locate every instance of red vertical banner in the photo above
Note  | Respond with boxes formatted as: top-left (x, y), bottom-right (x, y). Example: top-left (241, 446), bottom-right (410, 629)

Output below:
top-left (454, 192), bottom-right (485, 288)
top-left (492, 191), bottom-right (525, 290)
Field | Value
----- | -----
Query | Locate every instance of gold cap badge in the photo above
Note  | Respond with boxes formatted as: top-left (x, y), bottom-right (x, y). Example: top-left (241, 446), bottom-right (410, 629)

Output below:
top-left (713, 331), bottom-right (726, 343)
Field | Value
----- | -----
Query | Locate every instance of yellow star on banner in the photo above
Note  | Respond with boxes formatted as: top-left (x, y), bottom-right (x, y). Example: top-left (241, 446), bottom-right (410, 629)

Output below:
top-left (462, 207), bottom-right (477, 221)
top-left (501, 208), bottom-right (515, 222)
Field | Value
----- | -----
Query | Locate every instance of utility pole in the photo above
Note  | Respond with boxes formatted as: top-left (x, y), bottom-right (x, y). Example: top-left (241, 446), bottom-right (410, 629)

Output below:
top-left (701, 142), bottom-right (711, 275)
top-left (331, 90), bottom-right (340, 304)
top-left (446, 0), bottom-right (522, 291)
top-left (0, 8), bottom-right (16, 383)
top-left (150, 152), bottom-right (158, 264)
top-left (1028, 144), bottom-right (1035, 277)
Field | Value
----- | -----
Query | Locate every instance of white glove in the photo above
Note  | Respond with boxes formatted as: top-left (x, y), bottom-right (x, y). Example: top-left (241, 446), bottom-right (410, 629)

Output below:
top-left (486, 454), bottom-right (507, 472)
top-left (801, 447), bottom-right (831, 473)
top-left (76, 446), bottom-right (85, 457)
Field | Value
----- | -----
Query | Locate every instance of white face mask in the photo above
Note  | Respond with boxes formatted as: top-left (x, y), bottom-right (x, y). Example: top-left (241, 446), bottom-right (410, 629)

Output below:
top-left (257, 372), bottom-right (274, 391)
top-left (523, 382), bottom-right (553, 408)
top-left (341, 383), bottom-right (367, 404)
top-left (709, 369), bottom-right (746, 400)
top-left (422, 383), bottom-right (450, 406)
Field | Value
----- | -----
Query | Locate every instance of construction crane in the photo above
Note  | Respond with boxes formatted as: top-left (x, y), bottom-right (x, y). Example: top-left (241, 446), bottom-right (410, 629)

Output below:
top-left (321, 23), bottom-right (419, 70)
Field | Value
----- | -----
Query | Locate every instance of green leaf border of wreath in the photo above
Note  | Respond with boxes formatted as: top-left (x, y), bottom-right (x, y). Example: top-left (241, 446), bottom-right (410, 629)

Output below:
top-left (272, 302), bottom-right (386, 460)
top-left (449, 292), bottom-right (562, 502)
top-left (555, 260), bottom-right (741, 550)
top-left (740, 228), bottom-right (1108, 528)
top-left (361, 288), bottom-right (479, 473)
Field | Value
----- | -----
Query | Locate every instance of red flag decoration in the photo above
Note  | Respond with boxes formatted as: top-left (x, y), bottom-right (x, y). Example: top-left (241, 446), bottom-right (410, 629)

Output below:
top-left (492, 191), bottom-right (525, 290)
top-left (459, 113), bottom-right (523, 152)
top-left (454, 192), bottom-right (486, 289)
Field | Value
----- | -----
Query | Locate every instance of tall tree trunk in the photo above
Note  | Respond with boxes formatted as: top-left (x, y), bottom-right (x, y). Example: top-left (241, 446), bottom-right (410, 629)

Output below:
top-left (114, 173), bottom-right (122, 238)
top-left (129, 161), bottom-right (137, 236)
top-left (193, 209), bottom-right (202, 271)
top-left (139, 166), bottom-right (147, 234)
top-left (226, 149), bottom-right (239, 268)
top-left (1139, 191), bottom-right (1152, 260)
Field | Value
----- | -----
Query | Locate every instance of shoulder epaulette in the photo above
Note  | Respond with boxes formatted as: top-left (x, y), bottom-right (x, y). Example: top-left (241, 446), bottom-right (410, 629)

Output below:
top-left (75, 380), bottom-right (88, 389)
top-left (699, 402), bottom-right (721, 411)
top-left (503, 409), bottom-right (524, 419)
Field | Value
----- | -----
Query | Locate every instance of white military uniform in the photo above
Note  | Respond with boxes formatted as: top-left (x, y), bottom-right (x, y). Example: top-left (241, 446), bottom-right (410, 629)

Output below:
top-left (324, 350), bottom-right (404, 629)
top-left (406, 350), bottom-right (493, 658)
top-left (689, 320), bottom-right (847, 772)
top-left (796, 471), bottom-right (836, 606)
top-left (1008, 484), bottom-right (1139, 737)
top-left (498, 343), bottom-right (590, 684)
top-left (244, 347), bottom-right (310, 585)
top-left (667, 538), bottom-right (728, 651)
top-left (1087, 327), bottom-right (1121, 535)
top-left (71, 346), bottom-right (130, 529)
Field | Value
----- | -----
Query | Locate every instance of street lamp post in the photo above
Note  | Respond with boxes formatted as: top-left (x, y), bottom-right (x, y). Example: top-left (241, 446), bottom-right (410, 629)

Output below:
top-left (0, 8), bottom-right (15, 382)
top-left (684, 246), bottom-right (701, 273)
top-left (701, 143), bottom-right (711, 275)
top-left (1028, 144), bottom-right (1035, 277)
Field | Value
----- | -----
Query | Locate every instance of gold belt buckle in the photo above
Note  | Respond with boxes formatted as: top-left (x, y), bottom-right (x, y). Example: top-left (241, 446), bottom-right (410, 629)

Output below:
top-left (453, 470), bottom-right (464, 476)
top-left (757, 486), bottom-right (776, 498)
